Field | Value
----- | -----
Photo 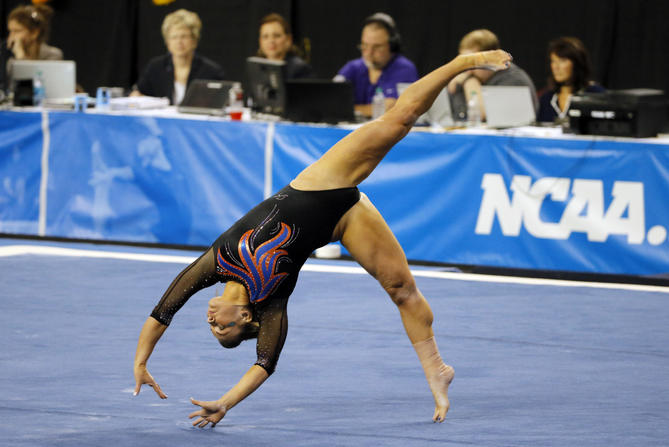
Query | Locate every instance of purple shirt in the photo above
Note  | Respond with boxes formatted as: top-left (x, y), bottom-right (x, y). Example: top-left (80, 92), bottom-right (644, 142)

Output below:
top-left (337, 54), bottom-right (418, 104)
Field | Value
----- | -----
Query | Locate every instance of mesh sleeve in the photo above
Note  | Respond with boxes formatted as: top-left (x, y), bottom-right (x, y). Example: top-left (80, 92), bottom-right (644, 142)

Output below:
top-left (150, 248), bottom-right (219, 326)
top-left (253, 296), bottom-right (289, 375)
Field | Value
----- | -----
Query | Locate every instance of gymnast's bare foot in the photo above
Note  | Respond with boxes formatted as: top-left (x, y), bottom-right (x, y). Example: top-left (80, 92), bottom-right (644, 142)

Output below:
top-left (430, 364), bottom-right (454, 423)
top-left (469, 49), bottom-right (513, 71)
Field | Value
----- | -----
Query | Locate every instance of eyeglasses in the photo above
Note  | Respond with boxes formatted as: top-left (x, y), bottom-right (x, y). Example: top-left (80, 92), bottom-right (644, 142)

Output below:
top-left (168, 33), bottom-right (194, 41)
top-left (357, 42), bottom-right (389, 52)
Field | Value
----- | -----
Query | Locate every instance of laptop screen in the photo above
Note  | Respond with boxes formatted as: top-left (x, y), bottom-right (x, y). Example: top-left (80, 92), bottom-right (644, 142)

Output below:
top-left (397, 82), bottom-right (454, 127)
top-left (481, 86), bottom-right (536, 128)
top-left (178, 79), bottom-right (233, 114)
top-left (11, 60), bottom-right (76, 99)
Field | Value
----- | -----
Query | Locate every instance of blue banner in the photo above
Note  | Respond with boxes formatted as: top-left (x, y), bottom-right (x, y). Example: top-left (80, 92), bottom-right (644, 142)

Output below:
top-left (45, 112), bottom-right (267, 245)
top-left (0, 111), bottom-right (43, 234)
top-left (273, 128), bottom-right (669, 275)
top-left (363, 134), bottom-right (669, 275)
top-left (2, 110), bottom-right (668, 275)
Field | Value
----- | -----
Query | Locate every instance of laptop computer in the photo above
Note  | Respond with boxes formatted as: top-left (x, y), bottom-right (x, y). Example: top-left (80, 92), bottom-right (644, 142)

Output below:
top-left (283, 79), bottom-right (355, 124)
top-left (177, 79), bottom-right (234, 115)
top-left (397, 83), bottom-right (454, 127)
top-left (481, 85), bottom-right (536, 128)
top-left (11, 60), bottom-right (76, 100)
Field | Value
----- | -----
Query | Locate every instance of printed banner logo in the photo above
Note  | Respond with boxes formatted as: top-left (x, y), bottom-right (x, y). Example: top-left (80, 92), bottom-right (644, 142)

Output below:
top-left (475, 174), bottom-right (666, 245)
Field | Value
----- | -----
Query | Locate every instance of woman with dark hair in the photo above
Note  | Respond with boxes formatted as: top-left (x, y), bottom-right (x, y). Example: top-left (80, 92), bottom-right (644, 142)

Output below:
top-left (5, 3), bottom-right (61, 61)
top-left (256, 12), bottom-right (313, 79)
top-left (1, 3), bottom-right (62, 92)
top-left (133, 49), bottom-right (513, 427)
top-left (537, 36), bottom-right (604, 123)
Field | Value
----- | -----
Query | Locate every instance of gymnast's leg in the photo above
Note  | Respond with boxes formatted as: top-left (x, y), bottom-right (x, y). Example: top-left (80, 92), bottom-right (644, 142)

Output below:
top-left (335, 194), bottom-right (454, 422)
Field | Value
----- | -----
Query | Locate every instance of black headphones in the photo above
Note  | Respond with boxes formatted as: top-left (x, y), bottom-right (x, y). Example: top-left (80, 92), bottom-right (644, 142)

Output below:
top-left (363, 12), bottom-right (401, 53)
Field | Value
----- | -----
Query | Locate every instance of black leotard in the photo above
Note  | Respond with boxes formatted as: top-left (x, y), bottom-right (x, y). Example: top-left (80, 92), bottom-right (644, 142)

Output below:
top-left (150, 184), bottom-right (360, 374)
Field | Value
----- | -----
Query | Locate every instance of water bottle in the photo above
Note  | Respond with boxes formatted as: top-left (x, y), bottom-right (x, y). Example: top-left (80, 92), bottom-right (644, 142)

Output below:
top-left (467, 90), bottom-right (481, 127)
top-left (228, 82), bottom-right (244, 121)
top-left (371, 87), bottom-right (385, 119)
top-left (96, 87), bottom-right (111, 111)
top-left (33, 70), bottom-right (45, 107)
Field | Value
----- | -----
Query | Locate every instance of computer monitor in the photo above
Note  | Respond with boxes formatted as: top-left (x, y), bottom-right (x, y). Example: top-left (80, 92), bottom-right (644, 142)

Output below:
top-left (245, 56), bottom-right (286, 114)
top-left (283, 79), bottom-right (355, 124)
top-left (11, 60), bottom-right (76, 100)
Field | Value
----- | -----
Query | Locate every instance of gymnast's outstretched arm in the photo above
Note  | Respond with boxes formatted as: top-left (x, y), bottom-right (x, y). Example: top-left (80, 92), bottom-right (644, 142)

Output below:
top-left (291, 50), bottom-right (512, 191)
top-left (133, 316), bottom-right (168, 398)
top-left (133, 248), bottom-right (219, 398)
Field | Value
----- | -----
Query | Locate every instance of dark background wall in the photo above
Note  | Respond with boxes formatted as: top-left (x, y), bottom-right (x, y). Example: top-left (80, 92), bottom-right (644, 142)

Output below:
top-left (2, 0), bottom-right (668, 96)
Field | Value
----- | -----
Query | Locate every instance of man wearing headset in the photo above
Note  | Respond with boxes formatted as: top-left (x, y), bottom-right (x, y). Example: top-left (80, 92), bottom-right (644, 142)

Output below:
top-left (334, 12), bottom-right (418, 117)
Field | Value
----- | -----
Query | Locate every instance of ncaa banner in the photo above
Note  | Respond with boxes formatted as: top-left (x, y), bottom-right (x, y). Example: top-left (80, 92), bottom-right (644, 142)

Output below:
top-left (3, 112), bottom-right (668, 276)
top-left (361, 133), bottom-right (669, 276)
top-left (272, 126), bottom-right (669, 275)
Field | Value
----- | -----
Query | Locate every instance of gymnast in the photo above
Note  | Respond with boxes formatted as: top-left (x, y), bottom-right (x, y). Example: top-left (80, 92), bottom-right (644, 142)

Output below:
top-left (133, 49), bottom-right (512, 427)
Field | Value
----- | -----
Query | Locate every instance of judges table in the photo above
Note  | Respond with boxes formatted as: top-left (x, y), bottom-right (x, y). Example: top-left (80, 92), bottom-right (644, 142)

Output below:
top-left (1, 107), bottom-right (668, 276)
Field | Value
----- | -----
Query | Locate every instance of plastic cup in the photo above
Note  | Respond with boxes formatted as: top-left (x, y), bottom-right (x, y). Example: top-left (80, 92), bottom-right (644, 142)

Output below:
top-left (96, 87), bottom-right (111, 110)
top-left (74, 94), bottom-right (88, 112)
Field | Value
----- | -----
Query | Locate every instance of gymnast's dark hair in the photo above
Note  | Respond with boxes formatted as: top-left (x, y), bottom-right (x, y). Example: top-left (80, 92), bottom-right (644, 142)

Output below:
top-left (218, 321), bottom-right (260, 349)
top-left (547, 36), bottom-right (594, 92)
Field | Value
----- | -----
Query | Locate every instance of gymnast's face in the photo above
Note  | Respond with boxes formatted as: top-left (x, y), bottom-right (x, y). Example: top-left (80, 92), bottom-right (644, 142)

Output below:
top-left (207, 297), bottom-right (252, 348)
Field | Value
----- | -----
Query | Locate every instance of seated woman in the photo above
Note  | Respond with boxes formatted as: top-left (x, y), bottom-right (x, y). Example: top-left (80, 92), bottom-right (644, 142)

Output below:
top-left (256, 12), bottom-right (313, 79)
top-left (132, 9), bottom-right (225, 105)
top-left (2, 3), bottom-right (62, 93)
top-left (537, 36), bottom-right (605, 123)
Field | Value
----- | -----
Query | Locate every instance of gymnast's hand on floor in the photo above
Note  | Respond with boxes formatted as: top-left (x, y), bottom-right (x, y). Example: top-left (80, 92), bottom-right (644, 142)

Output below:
top-left (189, 398), bottom-right (227, 428)
top-left (133, 364), bottom-right (167, 399)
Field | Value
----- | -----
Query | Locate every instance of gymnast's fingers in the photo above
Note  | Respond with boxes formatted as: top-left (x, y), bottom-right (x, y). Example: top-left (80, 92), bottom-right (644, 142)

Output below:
top-left (188, 410), bottom-right (203, 419)
top-left (150, 381), bottom-right (167, 399)
top-left (191, 416), bottom-right (204, 426)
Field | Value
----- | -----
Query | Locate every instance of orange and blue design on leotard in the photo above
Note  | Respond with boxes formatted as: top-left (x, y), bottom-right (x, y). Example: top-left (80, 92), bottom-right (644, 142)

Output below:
top-left (216, 217), bottom-right (293, 304)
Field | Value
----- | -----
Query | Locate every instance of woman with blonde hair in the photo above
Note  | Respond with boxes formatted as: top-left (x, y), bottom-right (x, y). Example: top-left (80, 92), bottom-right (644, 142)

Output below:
top-left (133, 9), bottom-right (225, 105)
